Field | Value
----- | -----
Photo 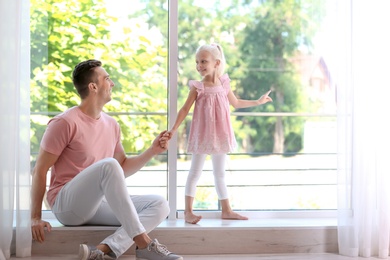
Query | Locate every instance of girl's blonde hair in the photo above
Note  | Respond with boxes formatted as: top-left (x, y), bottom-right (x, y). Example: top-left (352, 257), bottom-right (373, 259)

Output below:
top-left (196, 43), bottom-right (226, 76)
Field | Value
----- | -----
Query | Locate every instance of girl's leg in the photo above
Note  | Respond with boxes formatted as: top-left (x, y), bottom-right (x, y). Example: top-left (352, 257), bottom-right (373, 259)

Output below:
top-left (184, 195), bottom-right (202, 224)
top-left (219, 199), bottom-right (248, 220)
top-left (184, 153), bottom-right (207, 224)
top-left (211, 154), bottom-right (248, 220)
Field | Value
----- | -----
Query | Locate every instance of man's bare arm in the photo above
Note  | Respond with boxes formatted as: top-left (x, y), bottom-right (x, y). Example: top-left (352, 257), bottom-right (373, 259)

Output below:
top-left (31, 149), bottom-right (58, 242)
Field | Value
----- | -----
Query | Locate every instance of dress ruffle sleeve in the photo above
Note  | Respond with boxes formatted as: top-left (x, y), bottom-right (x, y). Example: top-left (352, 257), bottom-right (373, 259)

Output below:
top-left (219, 74), bottom-right (231, 94)
top-left (188, 80), bottom-right (204, 96)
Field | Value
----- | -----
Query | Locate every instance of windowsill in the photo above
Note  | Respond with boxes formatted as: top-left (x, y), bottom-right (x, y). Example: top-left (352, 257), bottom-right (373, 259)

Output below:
top-left (168, 210), bottom-right (336, 229)
top-left (42, 210), bottom-right (337, 230)
top-left (33, 210), bottom-right (338, 256)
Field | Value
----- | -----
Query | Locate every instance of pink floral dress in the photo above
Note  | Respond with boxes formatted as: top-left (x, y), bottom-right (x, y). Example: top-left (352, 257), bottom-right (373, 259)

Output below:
top-left (186, 73), bottom-right (237, 154)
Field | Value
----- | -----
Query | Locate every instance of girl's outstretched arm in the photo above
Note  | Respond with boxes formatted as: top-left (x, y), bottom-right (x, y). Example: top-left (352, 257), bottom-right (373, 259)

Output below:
top-left (227, 89), bottom-right (272, 109)
top-left (166, 87), bottom-right (198, 139)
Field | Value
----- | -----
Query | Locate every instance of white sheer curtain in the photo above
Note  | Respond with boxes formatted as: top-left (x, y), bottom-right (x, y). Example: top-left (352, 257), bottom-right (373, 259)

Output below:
top-left (0, 0), bottom-right (31, 259)
top-left (337, 0), bottom-right (390, 258)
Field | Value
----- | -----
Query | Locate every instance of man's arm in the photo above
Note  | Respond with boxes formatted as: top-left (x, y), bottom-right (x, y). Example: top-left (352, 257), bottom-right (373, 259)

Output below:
top-left (114, 131), bottom-right (169, 178)
top-left (31, 148), bottom-right (58, 243)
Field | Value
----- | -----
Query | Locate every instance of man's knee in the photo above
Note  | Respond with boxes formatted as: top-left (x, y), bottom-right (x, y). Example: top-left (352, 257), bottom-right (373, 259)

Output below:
top-left (101, 158), bottom-right (123, 174)
top-left (153, 195), bottom-right (170, 218)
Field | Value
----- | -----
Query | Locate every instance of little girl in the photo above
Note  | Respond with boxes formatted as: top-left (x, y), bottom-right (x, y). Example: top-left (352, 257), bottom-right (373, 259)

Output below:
top-left (167, 43), bottom-right (272, 224)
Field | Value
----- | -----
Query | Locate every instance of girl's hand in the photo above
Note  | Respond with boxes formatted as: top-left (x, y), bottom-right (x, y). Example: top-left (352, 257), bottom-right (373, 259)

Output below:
top-left (258, 90), bottom-right (273, 105)
top-left (163, 130), bottom-right (174, 140)
top-left (158, 130), bottom-right (174, 150)
top-left (157, 130), bottom-right (170, 150)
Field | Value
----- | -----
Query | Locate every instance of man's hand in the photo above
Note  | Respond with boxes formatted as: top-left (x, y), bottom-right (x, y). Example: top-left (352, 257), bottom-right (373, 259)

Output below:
top-left (158, 130), bottom-right (175, 150)
top-left (153, 130), bottom-right (170, 151)
top-left (163, 131), bottom-right (174, 141)
top-left (31, 218), bottom-right (52, 243)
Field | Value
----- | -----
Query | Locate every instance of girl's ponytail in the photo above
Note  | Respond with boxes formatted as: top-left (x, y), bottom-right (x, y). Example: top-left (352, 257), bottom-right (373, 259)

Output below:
top-left (212, 43), bottom-right (226, 76)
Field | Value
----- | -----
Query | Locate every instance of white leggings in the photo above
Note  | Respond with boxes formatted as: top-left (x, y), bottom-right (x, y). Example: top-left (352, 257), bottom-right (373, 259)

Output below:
top-left (51, 158), bottom-right (169, 259)
top-left (185, 153), bottom-right (229, 200)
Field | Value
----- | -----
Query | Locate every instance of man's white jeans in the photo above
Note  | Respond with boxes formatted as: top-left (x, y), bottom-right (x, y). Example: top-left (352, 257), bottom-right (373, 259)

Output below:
top-left (51, 158), bottom-right (170, 258)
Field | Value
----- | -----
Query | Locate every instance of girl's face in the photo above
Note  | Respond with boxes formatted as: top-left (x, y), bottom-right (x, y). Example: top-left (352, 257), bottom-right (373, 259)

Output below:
top-left (195, 50), bottom-right (219, 77)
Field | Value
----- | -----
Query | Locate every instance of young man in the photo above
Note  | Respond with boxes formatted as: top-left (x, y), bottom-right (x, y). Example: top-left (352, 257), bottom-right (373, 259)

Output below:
top-left (31, 59), bottom-right (183, 260)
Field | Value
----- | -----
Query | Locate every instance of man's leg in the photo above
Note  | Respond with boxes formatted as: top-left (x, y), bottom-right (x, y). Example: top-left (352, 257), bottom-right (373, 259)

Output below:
top-left (87, 194), bottom-right (169, 257)
top-left (52, 158), bottom-right (165, 257)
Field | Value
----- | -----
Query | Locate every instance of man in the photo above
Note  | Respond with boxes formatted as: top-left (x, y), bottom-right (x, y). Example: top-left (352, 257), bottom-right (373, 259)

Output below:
top-left (31, 59), bottom-right (183, 260)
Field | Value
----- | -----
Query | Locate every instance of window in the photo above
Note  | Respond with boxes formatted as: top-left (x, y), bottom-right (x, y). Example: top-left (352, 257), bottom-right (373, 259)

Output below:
top-left (30, 0), bottom-right (170, 210)
top-left (30, 0), bottom-right (336, 214)
top-left (172, 1), bottom-right (336, 212)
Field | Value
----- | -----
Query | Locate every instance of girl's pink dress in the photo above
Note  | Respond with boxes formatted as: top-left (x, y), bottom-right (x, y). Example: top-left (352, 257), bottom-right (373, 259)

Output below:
top-left (187, 73), bottom-right (237, 154)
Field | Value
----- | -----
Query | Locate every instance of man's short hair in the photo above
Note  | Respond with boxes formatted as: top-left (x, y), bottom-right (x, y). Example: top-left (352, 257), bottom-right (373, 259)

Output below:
top-left (72, 59), bottom-right (102, 99)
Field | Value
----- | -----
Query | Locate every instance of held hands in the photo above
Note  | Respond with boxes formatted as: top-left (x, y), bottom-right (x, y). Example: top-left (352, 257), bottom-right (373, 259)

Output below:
top-left (155, 130), bottom-right (174, 151)
top-left (163, 130), bottom-right (174, 141)
top-left (257, 90), bottom-right (273, 105)
top-left (31, 218), bottom-right (52, 243)
top-left (155, 130), bottom-right (170, 151)
top-left (152, 130), bottom-right (175, 153)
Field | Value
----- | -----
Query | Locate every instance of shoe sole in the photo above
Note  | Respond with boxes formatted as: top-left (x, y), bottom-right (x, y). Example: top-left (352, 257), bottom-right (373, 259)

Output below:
top-left (78, 244), bottom-right (89, 260)
top-left (136, 257), bottom-right (183, 260)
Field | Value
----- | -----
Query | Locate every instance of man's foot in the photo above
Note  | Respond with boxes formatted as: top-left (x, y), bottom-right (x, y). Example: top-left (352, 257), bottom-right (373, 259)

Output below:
top-left (222, 211), bottom-right (248, 220)
top-left (136, 239), bottom-right (183, 260)
top-left (184, 212), bottom-right (202, 224)
top-left (79, 244), bottom-right (105, 260)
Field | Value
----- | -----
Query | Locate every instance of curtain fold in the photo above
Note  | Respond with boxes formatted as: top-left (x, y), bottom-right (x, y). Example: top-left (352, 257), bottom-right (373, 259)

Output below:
top-left (337, 0), bottom-right (390, 258)
top-left (0, 0), bottom-right (31, 259)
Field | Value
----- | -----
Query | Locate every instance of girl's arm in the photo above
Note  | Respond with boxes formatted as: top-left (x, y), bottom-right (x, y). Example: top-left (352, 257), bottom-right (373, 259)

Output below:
top-left (169, 87), bottom-right (198, 135)
top-left (227, 89), bottom-right (272, 109)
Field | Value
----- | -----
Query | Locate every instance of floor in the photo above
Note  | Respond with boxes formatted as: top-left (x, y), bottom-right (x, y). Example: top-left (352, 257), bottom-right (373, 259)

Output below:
top-left (11, 254), bottom-right (387, 259)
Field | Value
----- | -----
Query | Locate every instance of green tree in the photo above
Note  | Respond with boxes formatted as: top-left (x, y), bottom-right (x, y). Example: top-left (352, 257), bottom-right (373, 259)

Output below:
top-left (235, 0), bottom-right (324, 154)
top-left (128, 0), bottom-right (324, 155)
top-left (30, 0), bottom-right (168, 159)
top-left (133, 0), bottom-right (252, 154)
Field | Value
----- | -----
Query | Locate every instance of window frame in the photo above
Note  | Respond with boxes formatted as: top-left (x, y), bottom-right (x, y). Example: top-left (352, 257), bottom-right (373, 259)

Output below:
top-left (31, 0), bottom-right (337, 220)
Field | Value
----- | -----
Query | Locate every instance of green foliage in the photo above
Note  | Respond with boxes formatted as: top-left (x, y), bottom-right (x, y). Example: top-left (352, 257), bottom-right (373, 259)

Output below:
top-left (235, 0), bottom-right (324, 153)
top-left (194, 187), bottom-right (217, 209)
top-left (30, 0), bottom-right (325, 158)
top-left (30, 0), bottom-right (168, 156)
top-left (284, 132), bottom-right (303, 156)
top-left (135, 0), bottom-right (324, 155)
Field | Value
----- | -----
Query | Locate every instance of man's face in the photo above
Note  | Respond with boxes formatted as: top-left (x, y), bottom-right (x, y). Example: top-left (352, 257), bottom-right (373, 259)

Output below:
top-left (94, 66), bottom-right (114, 103)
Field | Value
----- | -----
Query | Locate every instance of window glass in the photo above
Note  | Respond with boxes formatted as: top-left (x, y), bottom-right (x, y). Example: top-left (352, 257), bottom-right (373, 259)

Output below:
top-left (30, 0), bottom-right (336, 212)
top-left (30, 0), bottom-right (169, 210)
top-left (172, 0), bottom-right (336, 211)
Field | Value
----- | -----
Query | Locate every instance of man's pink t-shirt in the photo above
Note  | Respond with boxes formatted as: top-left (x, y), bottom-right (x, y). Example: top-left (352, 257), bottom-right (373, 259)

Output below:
top-left (41, 106), bottom-right (124, 207)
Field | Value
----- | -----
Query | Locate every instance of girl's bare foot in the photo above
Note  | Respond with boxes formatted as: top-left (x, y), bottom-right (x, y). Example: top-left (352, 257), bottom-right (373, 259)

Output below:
top-left (184, 212), bottom-right (202, 224)
top-left (221, 211), bottom-right (248, 220)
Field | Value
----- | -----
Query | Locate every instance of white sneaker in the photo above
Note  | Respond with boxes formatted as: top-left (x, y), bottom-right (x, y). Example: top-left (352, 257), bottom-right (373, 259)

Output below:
top-left (135, 239), bottom-right (183, 260)
top-left (79, 244), bottom-right (105, 260)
